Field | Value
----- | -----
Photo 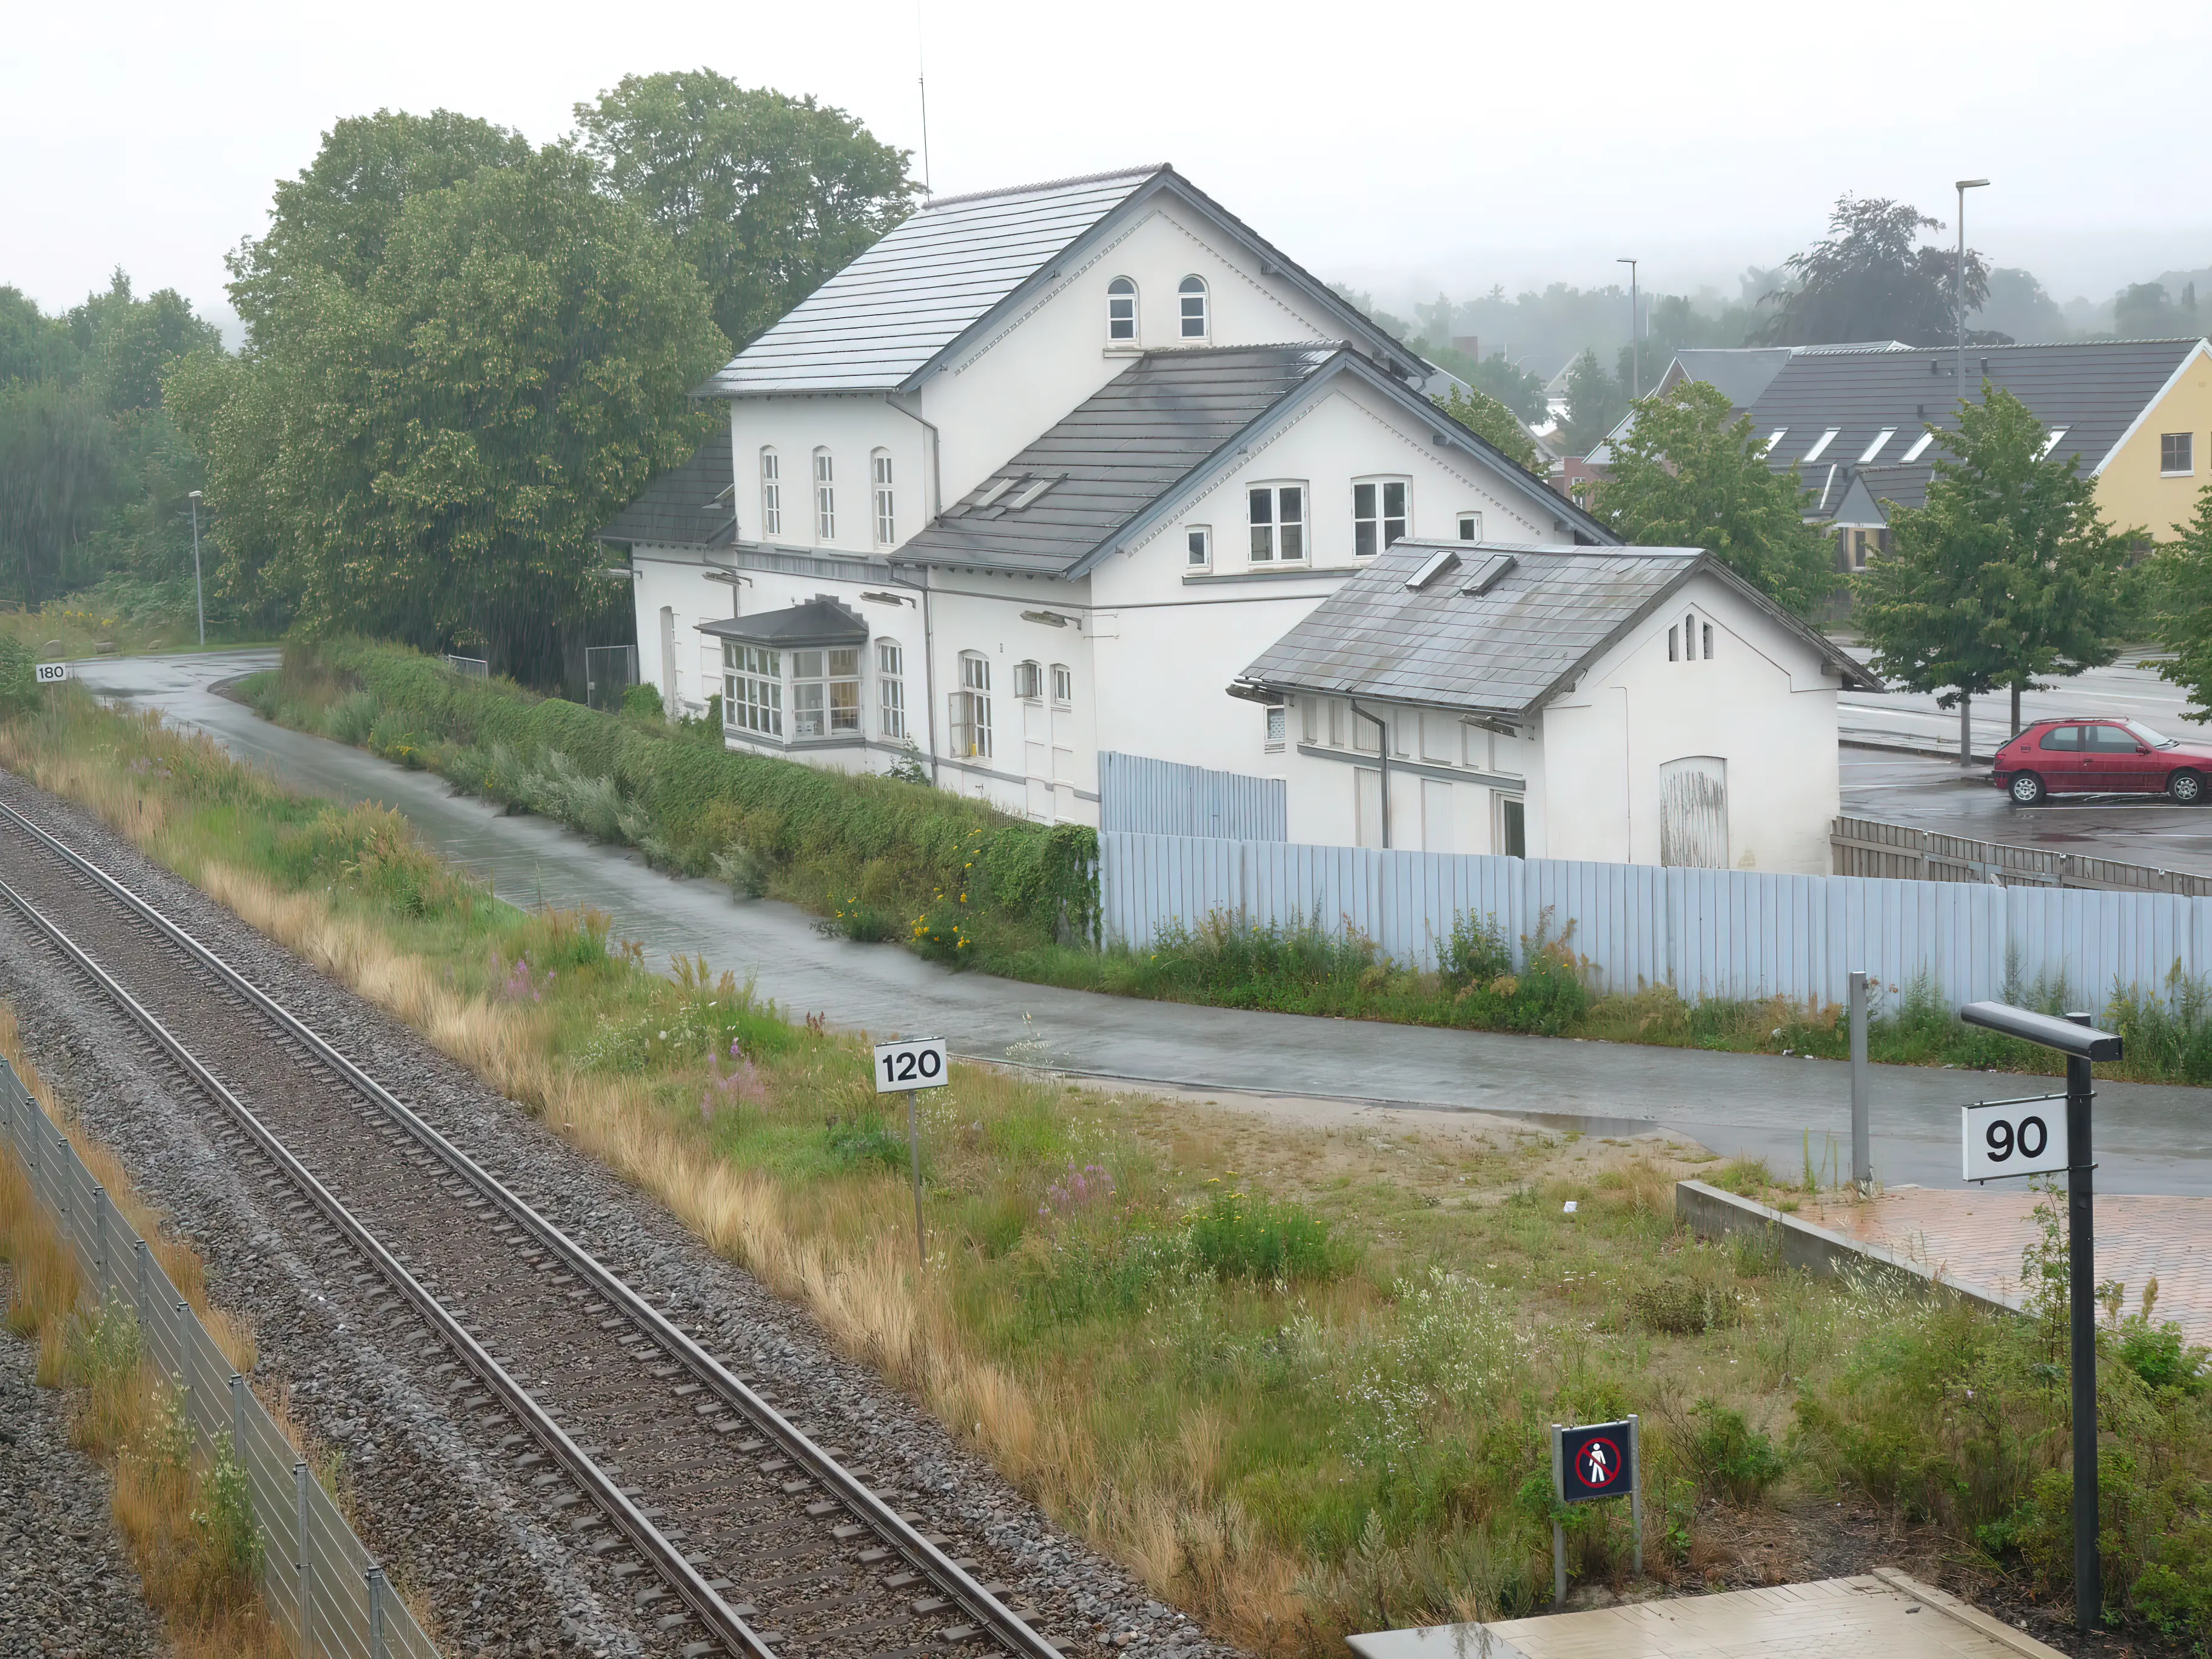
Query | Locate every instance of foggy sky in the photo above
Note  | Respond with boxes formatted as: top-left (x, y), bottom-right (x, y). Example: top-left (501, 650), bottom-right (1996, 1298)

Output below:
top-left (8, 0), bottom-right (2210, 330)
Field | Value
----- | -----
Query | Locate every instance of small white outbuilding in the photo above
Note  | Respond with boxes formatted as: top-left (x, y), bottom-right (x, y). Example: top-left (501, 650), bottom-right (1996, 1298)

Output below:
top-left (1227, 541), bottom-right (1881, 875)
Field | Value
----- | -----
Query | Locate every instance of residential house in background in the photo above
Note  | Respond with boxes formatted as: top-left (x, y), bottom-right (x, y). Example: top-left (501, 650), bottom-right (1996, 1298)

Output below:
top-left (600, 164), bottom-right (1607, 826)
top-left (1227, 540), bottom-right (1879, 874)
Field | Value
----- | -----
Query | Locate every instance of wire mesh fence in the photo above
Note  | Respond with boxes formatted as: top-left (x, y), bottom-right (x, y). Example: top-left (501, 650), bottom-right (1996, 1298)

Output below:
top-left (1, 1057), bottom-right (442, 1658)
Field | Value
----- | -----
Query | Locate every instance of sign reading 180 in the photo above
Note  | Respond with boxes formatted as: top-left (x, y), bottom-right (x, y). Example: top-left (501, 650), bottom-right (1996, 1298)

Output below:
top-left (1962, 1094), bottom-right (2070, 1182)
top-left (873, 1036), bottom-right (949, 1094)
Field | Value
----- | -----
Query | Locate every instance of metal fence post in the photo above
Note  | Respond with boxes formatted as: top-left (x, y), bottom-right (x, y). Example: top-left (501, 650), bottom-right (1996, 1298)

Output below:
top-left (93, 1185), bottom-right (108, 1282)
top-left (295, 1461), bottom-right (313, 1644)
top-left (367, 1566), bottom-right (387, 1658)
top-left (1849, 970), bottom-right (1871, 1191)
top-left (229, 1373), bottom-right (246, 1470)
top-left (134, 1239), bottom-right (148, 1329)
top-left (54, 1134), bottom-right (69, 1231)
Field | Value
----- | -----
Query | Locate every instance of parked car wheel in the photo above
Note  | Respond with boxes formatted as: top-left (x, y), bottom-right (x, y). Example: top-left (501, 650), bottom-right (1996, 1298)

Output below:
top-left (2170, 769), bottom-right (2205, 805)
top-left (2008, 773), bottom-right (2046, 805)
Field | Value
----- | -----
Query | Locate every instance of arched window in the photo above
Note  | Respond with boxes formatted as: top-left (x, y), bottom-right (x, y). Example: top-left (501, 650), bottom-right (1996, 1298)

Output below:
top-left (759, 447), bottom-right (782, 539)
top-left (1178, 275), bottom-right (1208, 340)
top-left (871, 449), bottom-right (895, 545)
top-left (813, 448), bottom-right (835, 541)
top-left (1107, 277), bottom-right (1138, 342)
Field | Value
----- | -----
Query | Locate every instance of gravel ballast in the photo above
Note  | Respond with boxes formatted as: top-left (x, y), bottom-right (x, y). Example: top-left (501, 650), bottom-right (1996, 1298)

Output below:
top-left (0, 767), bottom-right (1233, 1659)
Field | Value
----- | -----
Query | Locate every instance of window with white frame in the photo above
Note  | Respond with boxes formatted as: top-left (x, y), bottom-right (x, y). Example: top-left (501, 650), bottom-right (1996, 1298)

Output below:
top-left (790, 648), bottom-right (860, 738)
top-left (2163, 432), bottom-right (2196, 476)
top-left (1248, 484), bottom-right (1305, 562)
top-left (872, 451), bottom-right (896, 543)
top-left (876, 639), bottom-right (906, 739)
top-left (952, 652), bottom-right (993, 758)
top-left (1187, 526), bottom-right (1212, 569)
top-left (1013, 660), bottom-right (1042, 700)
top-left (759, 449), bottom-right (782, 538)
top-left (1107, 277), bottom-right (1138, 342)
top-left (1456, 511), bottom-right (1484, 541)
top-left (813, 448), bottom-right (835, 540)
top-left (723, 642), bottom-right (782, 736)
top-left (1353, 478), bottom-right (1409, 557)
top-left (1051, 662), bottom-right (1072, 706)
top-left (1265, 706), bottom-right (1286, 751)
top-left (1178, 275), bottom-right (1208, 340)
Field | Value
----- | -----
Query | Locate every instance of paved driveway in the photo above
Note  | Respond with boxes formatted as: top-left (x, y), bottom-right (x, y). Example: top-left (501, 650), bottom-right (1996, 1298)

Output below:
top-left (57, 649), bottom-right (2212, 1196)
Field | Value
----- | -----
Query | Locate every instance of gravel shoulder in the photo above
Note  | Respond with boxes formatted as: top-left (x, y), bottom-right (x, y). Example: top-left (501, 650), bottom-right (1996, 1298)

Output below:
top-left (0, 766), bottom-right (1225, 1659)
top-left (0, 1264), bottom-right (167, 1659)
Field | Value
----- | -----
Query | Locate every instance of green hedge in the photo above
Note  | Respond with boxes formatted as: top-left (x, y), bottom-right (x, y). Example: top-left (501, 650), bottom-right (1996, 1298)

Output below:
top-left (246, 638), bottom-right (1098, 951)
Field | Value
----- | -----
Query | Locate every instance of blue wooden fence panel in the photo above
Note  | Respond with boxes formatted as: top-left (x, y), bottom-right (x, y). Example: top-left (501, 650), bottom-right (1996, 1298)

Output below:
top-left (1098, 830), bottom-right (2212, 1008)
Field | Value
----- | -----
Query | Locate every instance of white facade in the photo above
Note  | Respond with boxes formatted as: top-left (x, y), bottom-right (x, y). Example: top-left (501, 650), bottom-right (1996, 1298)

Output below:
top-left (623, 169), bottom-right (1593, 825)
top-left (1258, 569), bottom-right (1846, 875)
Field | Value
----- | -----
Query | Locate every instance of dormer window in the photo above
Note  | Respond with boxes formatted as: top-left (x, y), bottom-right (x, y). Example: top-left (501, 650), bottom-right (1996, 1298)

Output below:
top-left (1107, 277), bottom-right (1138, 343)
top-left (1178, 275), bottom-right (1208, 340)
top-left (759, 448), bottom-right (782, 539)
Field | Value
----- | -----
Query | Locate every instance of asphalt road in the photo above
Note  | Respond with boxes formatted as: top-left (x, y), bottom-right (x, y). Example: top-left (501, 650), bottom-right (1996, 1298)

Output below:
top-left (52, 648), bottom-right (2212, 1196)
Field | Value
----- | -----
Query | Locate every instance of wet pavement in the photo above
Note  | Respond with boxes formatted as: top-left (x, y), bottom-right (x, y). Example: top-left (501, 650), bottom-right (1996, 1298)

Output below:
top-left (58, 649), bottom-right (2212, 1196)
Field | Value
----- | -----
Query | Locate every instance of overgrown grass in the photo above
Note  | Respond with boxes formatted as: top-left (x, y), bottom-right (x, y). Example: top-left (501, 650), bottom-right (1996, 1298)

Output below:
top-left (0, 589), bottom-right (266, 662)
top-left (9, 689), bottom-right (2212, 1650)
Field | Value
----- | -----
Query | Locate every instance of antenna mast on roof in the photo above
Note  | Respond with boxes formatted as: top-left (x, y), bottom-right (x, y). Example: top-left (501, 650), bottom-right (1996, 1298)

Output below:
top-left (917, 0), bottom-right (933, 196)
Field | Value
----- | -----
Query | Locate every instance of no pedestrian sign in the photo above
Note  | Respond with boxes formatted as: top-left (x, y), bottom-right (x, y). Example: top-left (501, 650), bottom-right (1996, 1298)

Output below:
top-left (1559, 1421), bottom-right (1635, 1503)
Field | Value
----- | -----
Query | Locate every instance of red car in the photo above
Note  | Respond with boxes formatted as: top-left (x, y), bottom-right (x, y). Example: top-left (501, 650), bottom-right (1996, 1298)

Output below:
top-left (1995, 718), bottom-right (2212, 805)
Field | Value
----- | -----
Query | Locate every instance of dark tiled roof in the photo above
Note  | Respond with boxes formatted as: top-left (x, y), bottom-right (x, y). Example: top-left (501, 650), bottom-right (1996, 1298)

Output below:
top-left (596, 440), bottom-right (736, 549)
top-left (1659, 347), bottom-right (1800, 408)
top-left (1233, 540), bottom-right (1877, 715)
top-left (1745, 338), bottom-right (2205, 523)
top-left (696, 597), bottom-right (868, 648)
top-left (893, 346), bottom-right (1338, 575)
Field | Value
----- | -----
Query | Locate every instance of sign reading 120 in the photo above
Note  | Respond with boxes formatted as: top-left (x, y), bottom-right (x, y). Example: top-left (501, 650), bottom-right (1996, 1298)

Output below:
top-left (873, 1036), bottom-right (949, 1094)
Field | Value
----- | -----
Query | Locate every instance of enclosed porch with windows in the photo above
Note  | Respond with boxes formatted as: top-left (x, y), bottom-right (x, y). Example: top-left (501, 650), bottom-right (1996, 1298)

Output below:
top-left (698, 600), bottom-right (873, 752)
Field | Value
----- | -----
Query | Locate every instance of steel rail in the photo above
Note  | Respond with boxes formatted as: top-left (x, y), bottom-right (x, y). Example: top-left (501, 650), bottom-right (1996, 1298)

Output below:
top-left (0, 799), bottom-right (1061, 1659)
top-left (0, 862), bottom-right (773, 1657)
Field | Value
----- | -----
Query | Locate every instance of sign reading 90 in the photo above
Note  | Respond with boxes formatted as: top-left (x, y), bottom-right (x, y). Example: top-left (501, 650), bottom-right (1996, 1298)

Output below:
top-left (1962, 1095), bottom-right (2070, 1182)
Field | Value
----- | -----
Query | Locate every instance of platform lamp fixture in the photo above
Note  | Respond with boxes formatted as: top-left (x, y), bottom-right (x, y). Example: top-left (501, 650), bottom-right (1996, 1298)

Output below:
top-left (187, 489), bottom-right (205, 647)
top-left (1950, 179), bottom-right (1988, 767)
top-left (1617, 258), bottom-right (1639, 398)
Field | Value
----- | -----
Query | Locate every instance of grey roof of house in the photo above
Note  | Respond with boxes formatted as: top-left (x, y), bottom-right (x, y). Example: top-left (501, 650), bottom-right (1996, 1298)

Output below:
top-left (890, 346), bottom-right (1613, 577)
top-left (700, 165), bottom-right (1435, 397)
top-left (1658, 347), bottom-right (1800, 409)
top-left (595, 439), bottom-right (736, 548)
top-left (1746, 337), bottom-right (2206, 523)
top-left (695, 597), bottom-right (869, 648)
top-left (1231, 540), bottom-right (1879, 716)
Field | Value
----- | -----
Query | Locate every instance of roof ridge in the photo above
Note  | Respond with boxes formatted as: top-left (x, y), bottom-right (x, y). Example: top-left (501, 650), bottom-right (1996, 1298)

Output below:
top-left (921, 165), bottom-right (1169, 211)
top-left (1807, 336), bottom-right (2206, 356)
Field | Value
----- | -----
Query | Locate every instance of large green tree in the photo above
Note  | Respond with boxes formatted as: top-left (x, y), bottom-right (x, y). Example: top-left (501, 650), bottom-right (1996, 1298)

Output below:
top-left (2153, 484), bottom-right (2212, 720)
top-left (1558, 347), bottom-right (1628, 457)
top-left (228, 109), bottom-right (532, 338)
top-left (1433, 386), bottom-right (1541, 474)
top-left (173, 144), bottom-right (725, 681)
top-left (1855, 387), bottom-right (2131, 754)
top-left (574, 70), bottom-right (916, 350)
top-left (1584, 380), bottom-right (1837, 618)
top-left (1757, 195), bottom-right (1990, 347)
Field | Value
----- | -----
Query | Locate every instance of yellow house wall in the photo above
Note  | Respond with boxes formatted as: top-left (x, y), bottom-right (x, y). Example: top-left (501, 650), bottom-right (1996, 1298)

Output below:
top-left (2096, 344), bottom-right (2212, 540)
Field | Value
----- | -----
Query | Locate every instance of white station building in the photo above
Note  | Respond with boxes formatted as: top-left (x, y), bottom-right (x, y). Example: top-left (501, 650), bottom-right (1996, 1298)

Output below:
top-left (602, 163), bottom-right (1869, 871)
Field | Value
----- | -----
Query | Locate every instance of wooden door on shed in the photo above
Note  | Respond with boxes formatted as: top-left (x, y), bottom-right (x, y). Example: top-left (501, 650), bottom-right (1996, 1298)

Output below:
top-left (1659, 756), bottom-right (1729, 868)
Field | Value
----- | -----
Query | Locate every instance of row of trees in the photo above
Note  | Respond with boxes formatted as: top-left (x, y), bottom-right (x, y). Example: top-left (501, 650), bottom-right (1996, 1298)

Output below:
top-left (141, 73), bottom-right (915, 683)
top-left (1, 275), bottom-right (222, 613)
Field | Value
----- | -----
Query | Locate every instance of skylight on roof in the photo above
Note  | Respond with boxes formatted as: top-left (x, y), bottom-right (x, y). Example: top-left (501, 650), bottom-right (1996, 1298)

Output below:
top-left (1857, 428), bottom-right (1896, 464)
top-left (1405, 548), bottom-right (1461, 591)
top-left (971, 477), bottom-right (1019, 510)
top-left (2041, 427), bottom-right (2069, 458)
top-left (1801, 429), bottom-right (1840, 462)
top-left (1458, 552), bottom-right (1518, 597)
top-left (1763, 428), bottom-right (1786, 452)
top-left (1008, 475), bottom-right (1060, 509)
top-left (1900, 431), bottom-right (1936, 463)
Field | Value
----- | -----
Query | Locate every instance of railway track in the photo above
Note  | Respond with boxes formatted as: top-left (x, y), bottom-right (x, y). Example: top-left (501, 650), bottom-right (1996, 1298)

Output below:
top-left (0, 796), bottom-right (1070, 1659)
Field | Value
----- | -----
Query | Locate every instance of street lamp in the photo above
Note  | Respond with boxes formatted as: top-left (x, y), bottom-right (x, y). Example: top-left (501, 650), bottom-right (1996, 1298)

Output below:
top-left (187, 490), bottom-right (205, 648)
top-left (1617, 258), bottom-right (1640, 398)
top-left (1951, 179), bottom-right (1988, 769)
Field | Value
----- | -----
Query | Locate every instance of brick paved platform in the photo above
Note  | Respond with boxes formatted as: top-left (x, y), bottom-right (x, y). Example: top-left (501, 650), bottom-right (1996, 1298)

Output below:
top-left (1798, 1187), bottom-right (2212, 1349)
top-left (1348, 1570), bottom-right (2066, 1659)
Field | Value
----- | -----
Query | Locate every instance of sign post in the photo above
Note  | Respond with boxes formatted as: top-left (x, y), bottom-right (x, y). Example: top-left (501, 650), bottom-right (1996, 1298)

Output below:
top-left (873, 1036), bottom-right (949, 1268)
top-left (1848, 969), bottom-right (1871, 1190)
top-left (1958, 1000), bottom-right (2121, 1635)
top-left (1549, 1415), bottom-right (1640, 1604)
